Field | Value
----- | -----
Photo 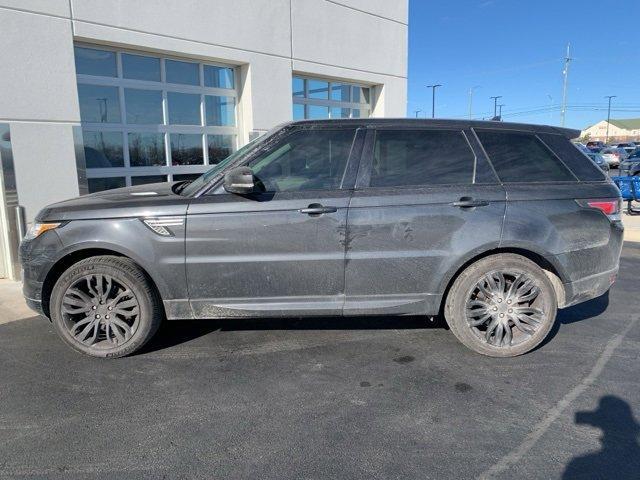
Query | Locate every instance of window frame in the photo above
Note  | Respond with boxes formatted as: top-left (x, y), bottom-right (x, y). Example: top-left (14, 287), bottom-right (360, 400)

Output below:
top-left (472, 128), bottom-right (580, 184)
top-left (75, 43), bottom-right (239, 191)
top-left (292, 75), bottom-right (372, 120)
top-left (355, 127), bottom-right (479, 190)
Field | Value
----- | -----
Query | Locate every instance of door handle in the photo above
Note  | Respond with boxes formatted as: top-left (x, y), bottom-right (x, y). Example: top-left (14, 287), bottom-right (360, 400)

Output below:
top-left (299, 203), bottom-right (338, 216)
top-left (451, 197), bottom-right (490, 208)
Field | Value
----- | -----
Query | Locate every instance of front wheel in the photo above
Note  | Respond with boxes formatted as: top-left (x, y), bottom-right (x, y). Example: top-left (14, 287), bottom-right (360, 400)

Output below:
top-left (445, 254), bottom-right (557, 357)
top-left (50, 256), bottom-right (163, 358)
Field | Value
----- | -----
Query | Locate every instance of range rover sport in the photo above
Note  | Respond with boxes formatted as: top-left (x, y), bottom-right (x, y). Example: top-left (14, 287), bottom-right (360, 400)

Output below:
top-left (20, 119), bottom-right (623, 358)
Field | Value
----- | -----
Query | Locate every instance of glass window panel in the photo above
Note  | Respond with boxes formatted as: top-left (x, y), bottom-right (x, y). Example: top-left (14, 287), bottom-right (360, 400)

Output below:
top-left (370, 130), bottom-right (474, 187)
top-left (207, 135), bottom-right (235, 164)
top-left (205, 96), bottom-right (235, 126)
top-left (352, 86), bottom-right (371, 105)
top-left (331, 83), bottom-right (351, 102)
top-left (122, 53), bottom-right (160, 81)
top-left (82, 130), bottom-right (124, 168)
top-left (204, 65), bottom-right (234, 89)
top-left (128, 132), bottom-right (165, 167)
top-left (173, 173), bottom-right (202, 182)
top-left (88, 177), bottom-right (126, 193)
top-left (165, 59), bottom-right (199, 85)
top-left (170, 133), bottom-right (204, 165)
top-left (292, 77), bottom-right (305, 98)
top-left (78, 84), bottom-right (121, 123)
top-left (168, 92), bottom-right (201, 125)
top-left (351, 109), bottom-right (361, 118)
top-left (293, 103), bottom-right (305, 120)
top-left (249, 129), bottom-right (356, 192)
top-left (307, 105), bottom-right (329, 119)
top-left (124, 89), bottom-right (163, 124)
top-left (74, 47), bottom-right (117, 77)
top-left (476, 130), bottom-right (575, 183)
top-left (131, 175), bottom-right (167, 185)
top-left (308, 79), bottom-right (329, 99)
top-left (330, 107), bottom-right (350, 119)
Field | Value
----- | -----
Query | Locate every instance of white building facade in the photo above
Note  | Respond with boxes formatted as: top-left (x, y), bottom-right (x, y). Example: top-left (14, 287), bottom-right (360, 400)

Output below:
top-left (0, 0), bottom-right (408, 279)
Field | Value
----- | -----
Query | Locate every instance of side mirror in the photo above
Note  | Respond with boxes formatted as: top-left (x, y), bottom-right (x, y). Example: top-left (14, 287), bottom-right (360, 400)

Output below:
top-left (223, 166), bottom-right (255, 194)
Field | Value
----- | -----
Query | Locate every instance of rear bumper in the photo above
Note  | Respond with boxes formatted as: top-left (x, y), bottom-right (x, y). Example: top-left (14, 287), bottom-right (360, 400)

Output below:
top-left (562, 267), bottom-right (617, 308)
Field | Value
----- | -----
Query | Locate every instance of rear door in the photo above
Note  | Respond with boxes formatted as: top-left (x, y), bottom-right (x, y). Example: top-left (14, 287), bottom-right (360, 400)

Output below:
top-left (343, 126), bottom-right (506, 316)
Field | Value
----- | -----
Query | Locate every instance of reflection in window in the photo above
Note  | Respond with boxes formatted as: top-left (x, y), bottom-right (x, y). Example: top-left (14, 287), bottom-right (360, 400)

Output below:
top-left (78, 84), bottom-right (121, 123)
top-left (207, 135), bottom-right (235, 164)
top-left (204, 65), bottom-right (234, 89)
top-left (307, 105), bottom-right (329, 119)
top-left (88, 177), bottom-right (126, 193)
top-left (330, 107), bottom-right (350, 119)
top-left (331, 84), bottom-right (351, 102)
top-left (292, 77), bottom-right (305, 98)
top-left (122, 53), bottom-right (161, 81)
top-left (74, 47), bottom-right (117, 77)
top-left (82, 130), bottom-right (124, 168)
top-left (173, 173), bottom-right (202, 182)
top-left (170, 134), bottom-right (203, 165)
top-left (124, 89), bottom-right (163, 124)
top-left (165, 60), bottom-right (199, 85)
top-left (293, 104), bottom-right (305, 120)
top-left (168, 92), bottom-right (201, 125)
top-left (205, 96), bottom-right (235, 126)
top-left (308, 79), bottom-right (329, 99)
top-left (128, 133), bottom-right (165, 167)
top-left (131, 175), bottom-right (167, 185)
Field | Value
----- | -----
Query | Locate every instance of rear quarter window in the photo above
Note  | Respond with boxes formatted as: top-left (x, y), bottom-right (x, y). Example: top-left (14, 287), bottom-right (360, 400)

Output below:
top-left (475, 130), bottom-right (575, 183)
top-left (538, 133), bottom-right (606, 181)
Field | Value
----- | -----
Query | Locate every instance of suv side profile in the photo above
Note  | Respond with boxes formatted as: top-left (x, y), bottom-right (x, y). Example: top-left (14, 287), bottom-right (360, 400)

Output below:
top-left (20, 119), bottom-right (623, 358)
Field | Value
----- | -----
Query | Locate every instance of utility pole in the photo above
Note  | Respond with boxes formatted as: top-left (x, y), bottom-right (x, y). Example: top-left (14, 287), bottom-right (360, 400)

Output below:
top-left (498, 104), bottom-right (505, 120)
top-left (468, 85), bottom-right (481, 119)
top-left (547, 94), bottom-right (554, 124)
top-left (604, 95), bottom-right (617, 144)
top-left (426, 84), bottom-right (442, 118)
top-left (414, 109), bottom-right (422, 118)
top-left (560, 43), bottom-right (572, 127)
top-left (490, 96), bottom-right (502, 119)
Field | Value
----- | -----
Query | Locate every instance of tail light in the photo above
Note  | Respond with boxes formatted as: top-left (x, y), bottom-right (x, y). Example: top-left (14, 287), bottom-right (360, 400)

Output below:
top-left (577, 199), bottom-right (621, 221)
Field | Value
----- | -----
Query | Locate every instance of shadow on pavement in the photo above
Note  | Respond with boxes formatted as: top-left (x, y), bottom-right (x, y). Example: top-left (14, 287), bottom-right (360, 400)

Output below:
top-left (563, 395), bottom-right (640, 479)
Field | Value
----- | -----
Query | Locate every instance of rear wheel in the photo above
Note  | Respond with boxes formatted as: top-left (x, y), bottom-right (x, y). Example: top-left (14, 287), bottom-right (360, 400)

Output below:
top-left (445, 254), bottom-right (557, 357)
top-left (50, 256), bottom-right (163, 358)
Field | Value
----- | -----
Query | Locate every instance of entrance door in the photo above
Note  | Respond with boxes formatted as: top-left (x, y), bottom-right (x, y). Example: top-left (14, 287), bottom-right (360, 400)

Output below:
top-left (185, 126), bottom-right (363, 317)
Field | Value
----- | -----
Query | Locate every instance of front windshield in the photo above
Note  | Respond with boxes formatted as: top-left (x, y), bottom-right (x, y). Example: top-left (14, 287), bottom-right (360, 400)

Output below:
top-left (178, 125), bottom-right (287, 196)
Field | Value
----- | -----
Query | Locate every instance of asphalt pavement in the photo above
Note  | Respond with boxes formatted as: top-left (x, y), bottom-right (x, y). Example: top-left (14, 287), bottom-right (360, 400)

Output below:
top-left (1, 246), bottom-right (639, 479)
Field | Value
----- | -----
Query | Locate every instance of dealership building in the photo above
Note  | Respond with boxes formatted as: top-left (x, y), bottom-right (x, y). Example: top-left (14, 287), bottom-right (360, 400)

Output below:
top-left (0, 0), bottom-right (408, 279)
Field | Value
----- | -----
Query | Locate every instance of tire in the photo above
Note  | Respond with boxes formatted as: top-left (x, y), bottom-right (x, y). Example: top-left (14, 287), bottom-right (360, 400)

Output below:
top-left (445, 254), bottom-right (557, 357)
top-left (50, 256), bottom-right (163, 358)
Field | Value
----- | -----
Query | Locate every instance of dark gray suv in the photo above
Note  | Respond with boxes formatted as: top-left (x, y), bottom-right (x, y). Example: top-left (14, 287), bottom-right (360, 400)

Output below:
top-left (20, 119), bottom-right (623, 358)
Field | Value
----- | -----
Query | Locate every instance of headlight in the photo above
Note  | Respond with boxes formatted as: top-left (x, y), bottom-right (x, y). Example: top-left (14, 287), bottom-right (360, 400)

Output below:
top-left (23, 222), bottom-right (61, 241)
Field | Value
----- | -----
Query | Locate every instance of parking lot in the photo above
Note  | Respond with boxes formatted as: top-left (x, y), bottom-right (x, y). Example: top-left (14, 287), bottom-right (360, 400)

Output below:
top-left (0, 245), bottom-right (638, 479)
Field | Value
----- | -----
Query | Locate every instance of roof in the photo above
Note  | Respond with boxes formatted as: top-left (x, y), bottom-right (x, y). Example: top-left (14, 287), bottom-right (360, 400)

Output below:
top-left (608, 118), bottom-right (640, 130)
top-left (289, 118), bottom-right (580, 139)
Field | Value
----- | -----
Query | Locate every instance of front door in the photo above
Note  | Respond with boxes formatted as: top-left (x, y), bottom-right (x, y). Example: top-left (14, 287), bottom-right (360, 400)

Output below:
top-left (344, 127), bottom-right (506, 316)
top-left (185, 126), bottom-right (363, 318)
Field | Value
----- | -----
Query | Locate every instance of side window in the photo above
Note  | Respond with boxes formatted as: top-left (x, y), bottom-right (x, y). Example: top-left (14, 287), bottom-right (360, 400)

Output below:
top-left (538, 133), bottom-right (605, 181)
top-left (248, 128), bottom-right (356, 192)
top-left (369, 129), bottom-right (475, 187)
top-left (476, 130), bottom-right (575, 183)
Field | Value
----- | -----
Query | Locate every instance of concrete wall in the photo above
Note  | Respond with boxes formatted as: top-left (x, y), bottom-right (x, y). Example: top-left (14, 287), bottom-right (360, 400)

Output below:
top-left (0, 0), bottom-right (408, 223)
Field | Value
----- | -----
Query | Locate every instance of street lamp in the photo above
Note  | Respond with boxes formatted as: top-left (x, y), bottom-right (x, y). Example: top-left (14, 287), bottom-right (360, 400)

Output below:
top-left (426, 84), bottom-right (442, 118)
top-left (414, 109), bottom-right (422, 118)
top-left (605, 95), bottom-right (617, 144)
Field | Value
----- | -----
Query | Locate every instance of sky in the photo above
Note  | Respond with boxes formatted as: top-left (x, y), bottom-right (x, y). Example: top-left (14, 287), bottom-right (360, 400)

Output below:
top-left (407, 0), bottom-right (640, 130)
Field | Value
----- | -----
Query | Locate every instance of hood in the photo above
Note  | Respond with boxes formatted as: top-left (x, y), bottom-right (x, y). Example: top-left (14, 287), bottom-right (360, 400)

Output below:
top-left (37, 182), bottom-right (191, 222)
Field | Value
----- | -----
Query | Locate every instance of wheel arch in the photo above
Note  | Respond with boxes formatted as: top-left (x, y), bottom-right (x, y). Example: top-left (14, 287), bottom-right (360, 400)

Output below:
top-left (437, 246), bottom-right (567, 316)
top-left (41, 247), bottom-right (164, 318)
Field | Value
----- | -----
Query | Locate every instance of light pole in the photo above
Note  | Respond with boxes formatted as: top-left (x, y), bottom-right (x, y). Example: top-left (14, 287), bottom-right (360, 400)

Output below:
top-left (414, 109), bottom-right (422, 118)
top-left (605, 95), bottom-right (616, 144)
top-left (426, 84), bottom-right (442, 118)
top-left (490, 96), bottom-right (502, 119)
top-left (498, 104), bottom-right (505, 120)
top-left (468, 85), bottom-right (481, 119)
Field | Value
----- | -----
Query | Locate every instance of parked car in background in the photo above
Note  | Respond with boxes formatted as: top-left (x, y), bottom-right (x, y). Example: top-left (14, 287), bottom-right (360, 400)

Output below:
top-left (586, 140), bottom-right (606, 152)
top-left (20, 119), bottom-right (622, 359)
top-left (600, 147), bottom-right (629, 167)
top-left (619, 150), bottom-right (640, 176)
top-left (588, 152), bottom-right (610, 173)
top-left (616, 143), bottom-right (637, 153)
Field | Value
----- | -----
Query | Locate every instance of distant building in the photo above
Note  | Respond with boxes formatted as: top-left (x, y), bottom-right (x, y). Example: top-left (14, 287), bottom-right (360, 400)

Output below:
top-left (581, 118), bottom-right (640, 142)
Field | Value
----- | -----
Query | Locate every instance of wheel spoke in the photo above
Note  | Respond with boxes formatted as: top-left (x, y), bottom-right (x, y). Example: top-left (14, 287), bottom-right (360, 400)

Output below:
top-left (66, 287), bottom-right (92, 304)
top-left (110, 318), bottom-right (132, 339)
